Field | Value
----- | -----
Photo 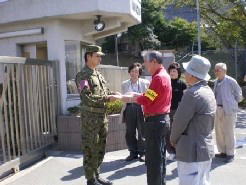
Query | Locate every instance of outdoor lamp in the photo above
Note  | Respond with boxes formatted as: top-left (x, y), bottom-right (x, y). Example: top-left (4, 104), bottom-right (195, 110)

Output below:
top-left (94, 15), bottom-right (105, 31)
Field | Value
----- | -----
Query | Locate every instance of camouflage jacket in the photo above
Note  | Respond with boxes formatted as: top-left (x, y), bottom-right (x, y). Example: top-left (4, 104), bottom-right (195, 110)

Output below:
top-left (76, 66), bottom-right (111, 113)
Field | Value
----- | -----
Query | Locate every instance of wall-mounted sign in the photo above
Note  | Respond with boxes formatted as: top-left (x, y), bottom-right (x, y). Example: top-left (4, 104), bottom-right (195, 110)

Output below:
top-left (132, 0), bottom-right (141, 16)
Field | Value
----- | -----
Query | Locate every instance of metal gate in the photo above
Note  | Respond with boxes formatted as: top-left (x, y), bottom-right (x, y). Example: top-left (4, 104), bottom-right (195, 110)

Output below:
top-left (0, 57), bottom-right (58, 178)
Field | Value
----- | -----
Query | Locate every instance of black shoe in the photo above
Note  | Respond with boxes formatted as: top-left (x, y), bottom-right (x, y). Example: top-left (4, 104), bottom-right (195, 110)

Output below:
top-left (215, 153), bottom-right (227, 158)
top-left (224, 155), bottom-right (234, 163)
top-left (96, 177), bottom-right (113, 185)
top-left (138, 155), bottom-right (145, 162)
top-left (87, 179), bottom-right (102, 185)
top-left (125, 154), bottom-right (138, 161)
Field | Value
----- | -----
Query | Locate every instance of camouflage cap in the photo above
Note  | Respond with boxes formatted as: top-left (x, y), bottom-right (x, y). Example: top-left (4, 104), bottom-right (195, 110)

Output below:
top-left (86, 45), bottom-right (105, 56)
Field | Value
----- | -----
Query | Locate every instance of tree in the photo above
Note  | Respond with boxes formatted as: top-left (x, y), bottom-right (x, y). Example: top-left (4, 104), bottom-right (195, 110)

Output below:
top-left (155, 18), bottom-right (197, 50)
top-left (126, 0), bottom-right (165, 51)
top-left (102, 0), bottom-right (201, 55)
top-left (165, 0), bottom-right (246, 48)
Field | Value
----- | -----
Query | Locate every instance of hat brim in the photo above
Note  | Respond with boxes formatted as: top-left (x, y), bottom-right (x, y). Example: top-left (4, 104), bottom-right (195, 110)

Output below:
top-left (96, 51), bottom-right (105, 56)
top-left (182, 62), bottom-right (210, 81)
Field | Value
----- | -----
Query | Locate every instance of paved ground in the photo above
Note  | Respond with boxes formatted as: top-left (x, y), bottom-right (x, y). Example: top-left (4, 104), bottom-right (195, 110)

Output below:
top-left (1, 109), bottom-right (246, 185)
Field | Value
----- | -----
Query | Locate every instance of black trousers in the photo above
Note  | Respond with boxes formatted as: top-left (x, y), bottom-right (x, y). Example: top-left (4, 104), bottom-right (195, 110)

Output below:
top-left (145, 114), bottom-right (170, 185)
top-left (125, 103), bottom-right (145, 155)
top-left (165, 109), bottom-right (176, 154)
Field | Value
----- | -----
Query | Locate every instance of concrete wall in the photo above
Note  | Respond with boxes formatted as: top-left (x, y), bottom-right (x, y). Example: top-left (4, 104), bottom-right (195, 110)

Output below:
top-left (0, 19), bottom-right (94, 114)
top-left (57, 114), bottom-right (127, 152)
top-left (0, 0), bottom-right (141, 114)
top-left (0, 20), bottom-right (50, 56)
top-left (0, 0), bottom-right (140, 24)
top-left (99, 65), bottom-right (129, 92)
top-left (65, 65), bottom-right (129, 114)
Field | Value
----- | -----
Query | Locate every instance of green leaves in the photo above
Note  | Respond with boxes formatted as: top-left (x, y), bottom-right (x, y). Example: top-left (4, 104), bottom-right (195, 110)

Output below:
top-left (156, 18), bottom-right (197, 50)
top-left (125, 0), bottom-right (198, 51)
top-left (167, 0), bottom-right (246, 48)
top-left (106, 100), bottom-right (123, 115)
top-left (127, 0), bottom-right (166, 50)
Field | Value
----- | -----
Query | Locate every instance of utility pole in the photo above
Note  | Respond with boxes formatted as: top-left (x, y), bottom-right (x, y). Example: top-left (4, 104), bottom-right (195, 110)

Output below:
top-left (234, 40), bottom-right (238, 80)
top-left (196, 0), bottom-right (201, 55)
top-left (115, 35), bottom-right (119, 66)
top-left (192, 41), bottom-right (194, 54)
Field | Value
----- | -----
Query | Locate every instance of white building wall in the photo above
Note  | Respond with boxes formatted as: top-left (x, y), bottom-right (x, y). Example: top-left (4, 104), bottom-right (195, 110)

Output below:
top-left (0, 20), bottom-right (48, 56)
top-left (60, 20), bottom-right (94, 43)
top-left (0, 39), bottom-right (16, 56)
top-left (0, 0), bottom-right (141, 114)
top-left (0, 0), bottom-right (140, 24)
top-left (46, 21), bottom-right (66, 114)
top-left (0, 19), bottom-right (92, 114)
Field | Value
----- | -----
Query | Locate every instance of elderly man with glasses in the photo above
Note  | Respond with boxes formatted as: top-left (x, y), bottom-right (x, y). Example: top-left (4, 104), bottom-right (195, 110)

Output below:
top-left (214, 63), bottom-right (243, 163)
top-left (113, 51), bottom-right (172, 185)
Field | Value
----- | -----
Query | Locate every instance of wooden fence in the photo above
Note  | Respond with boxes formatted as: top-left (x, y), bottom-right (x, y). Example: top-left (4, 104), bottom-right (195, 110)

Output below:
top-left (0, 57), bottom-right (58, 178)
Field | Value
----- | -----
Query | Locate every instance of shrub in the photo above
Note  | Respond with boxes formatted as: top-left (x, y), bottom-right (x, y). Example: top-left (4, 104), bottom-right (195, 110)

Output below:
top-left (67, 100), bottom-right (124, 116)
top-left (67, 106), bottom-right (80, 116)
top-left (208, 79), bottom-right (215, 89)
top-left (239, 98), bottom-right (246, 108)
top-left (106, 100), bottom-right (123, 115)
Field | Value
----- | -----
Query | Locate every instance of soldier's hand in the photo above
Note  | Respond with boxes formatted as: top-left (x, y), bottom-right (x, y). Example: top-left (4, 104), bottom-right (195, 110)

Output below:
top-left (112, 91), bottom-right (122, 96)
top-left (121, 96), bottom-right (131, 103)
top-left (125, 92), bottom-right (141, 97)
top-left (121, 95), bottom-right (138, 103)
top-left (132, 92), bottom-right (141, 97)
top-left (108, 95), bottom-right (122, 102)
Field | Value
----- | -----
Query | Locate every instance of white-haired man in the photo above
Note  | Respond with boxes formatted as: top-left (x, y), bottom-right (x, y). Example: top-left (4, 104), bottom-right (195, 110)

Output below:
top-left (214, 63), bottom-right (242, 163)
top-left (170, 55), bottom-right (216, 185)
top-left (114, 51), bottom-right (172, 185)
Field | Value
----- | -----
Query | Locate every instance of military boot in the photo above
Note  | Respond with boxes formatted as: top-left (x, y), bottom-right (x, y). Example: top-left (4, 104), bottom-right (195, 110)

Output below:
top-left (96, 176), bottom-right (113, 185)
top-left (87, 178), bottom-right (102, 185)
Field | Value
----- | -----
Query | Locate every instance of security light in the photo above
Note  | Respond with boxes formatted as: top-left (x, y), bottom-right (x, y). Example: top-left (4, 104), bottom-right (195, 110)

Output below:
top-left (94, 15), bottom-right (105, 31)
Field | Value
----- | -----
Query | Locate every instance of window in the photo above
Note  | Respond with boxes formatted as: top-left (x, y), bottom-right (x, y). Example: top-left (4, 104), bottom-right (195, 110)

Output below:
top-left (65, 41), bottom-right (87, 96)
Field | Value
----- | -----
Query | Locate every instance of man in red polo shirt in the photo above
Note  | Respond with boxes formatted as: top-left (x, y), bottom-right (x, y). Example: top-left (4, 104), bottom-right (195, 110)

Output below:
top-left (114, 51), bottom-right (172, 185)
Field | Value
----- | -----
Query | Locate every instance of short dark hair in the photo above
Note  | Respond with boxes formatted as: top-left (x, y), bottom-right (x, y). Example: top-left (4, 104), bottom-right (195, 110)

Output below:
top-left (128, 62), bottom-right (143, 76)
top-left (84, 52), bottom-right (93, 63)
top-left (168, 62), bottom-right (182, 78)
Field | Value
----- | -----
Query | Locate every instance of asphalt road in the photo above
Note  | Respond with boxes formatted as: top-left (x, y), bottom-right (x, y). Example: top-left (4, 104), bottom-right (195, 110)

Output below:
top-left (2, 109), bottom-right (246, 185)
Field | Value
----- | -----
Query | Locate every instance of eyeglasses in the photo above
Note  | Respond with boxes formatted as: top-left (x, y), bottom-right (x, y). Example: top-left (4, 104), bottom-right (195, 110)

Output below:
top-left (214, 69), bottom-right (222, 72)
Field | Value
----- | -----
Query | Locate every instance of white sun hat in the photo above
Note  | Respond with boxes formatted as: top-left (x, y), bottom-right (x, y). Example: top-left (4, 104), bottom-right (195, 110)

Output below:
top-left (182, 55), bottom-right (211, 81)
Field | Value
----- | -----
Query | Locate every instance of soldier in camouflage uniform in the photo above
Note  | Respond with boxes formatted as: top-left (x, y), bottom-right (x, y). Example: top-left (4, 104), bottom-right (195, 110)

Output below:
top-left (76, 45), bottom-right (115, 185)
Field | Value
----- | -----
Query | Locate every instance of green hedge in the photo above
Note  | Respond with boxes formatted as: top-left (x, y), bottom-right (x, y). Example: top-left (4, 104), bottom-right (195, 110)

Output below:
top-left (67, 106), bottom-right (80, 116)
top-left (239, 98), bottom-right (246, 108)
top-left (106, 100), bottom-right (123, 115)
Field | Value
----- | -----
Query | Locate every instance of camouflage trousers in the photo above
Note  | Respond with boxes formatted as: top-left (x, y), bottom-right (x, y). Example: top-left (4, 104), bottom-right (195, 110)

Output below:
top-left (81, 111), bottom-right (108, 181)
